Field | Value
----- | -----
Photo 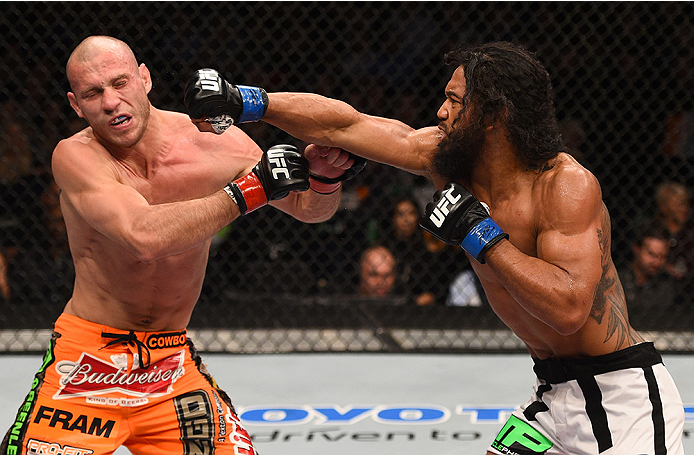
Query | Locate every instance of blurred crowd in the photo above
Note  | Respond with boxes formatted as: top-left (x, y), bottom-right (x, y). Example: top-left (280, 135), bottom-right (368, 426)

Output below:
top-left (2, 2), bottom-right (694, 331)
top-left (2, 114), bottom-right (693, 330)
top-left (1, 55), bottom-right (694, 331)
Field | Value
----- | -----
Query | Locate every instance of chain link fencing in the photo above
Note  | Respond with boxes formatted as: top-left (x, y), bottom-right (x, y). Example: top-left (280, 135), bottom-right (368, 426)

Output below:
top-left (1, 1), bottom-right (693, 353)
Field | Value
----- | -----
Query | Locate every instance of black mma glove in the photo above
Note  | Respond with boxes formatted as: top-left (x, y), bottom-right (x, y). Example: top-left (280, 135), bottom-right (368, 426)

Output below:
top-left (223, 145), bottom-right (309, 215)
top-left (419, 182), bottom-right (508, 263)
top-left (184, 68), bottom-right (268, 134)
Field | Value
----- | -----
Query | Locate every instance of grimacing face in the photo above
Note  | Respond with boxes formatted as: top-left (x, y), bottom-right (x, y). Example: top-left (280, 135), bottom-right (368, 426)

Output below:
top-left (67, 46), bottom-right (152, 150)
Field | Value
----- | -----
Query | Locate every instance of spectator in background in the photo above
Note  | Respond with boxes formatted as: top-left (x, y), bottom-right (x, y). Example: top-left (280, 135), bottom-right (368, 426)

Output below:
top-left (618, 229), bottom-right (686, 328)
top-left (378, 195), bottom-right (465, 305)
top-left (378, 195), bottom-right (435, 305)
top-left (446, 267), bottom-right (486, 307)
top-left (646, 182), bottom-right (694, 291)
top-left (358, 245), bottom-right (398, 298)
top-left (620, 229), bottom-right (684, 306)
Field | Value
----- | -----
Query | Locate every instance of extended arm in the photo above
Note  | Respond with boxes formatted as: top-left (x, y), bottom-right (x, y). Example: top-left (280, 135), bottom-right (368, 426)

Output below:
top-left (263, 93), bottom-right (438, 175)
top-left (184, 68), bottom-right (438, 176)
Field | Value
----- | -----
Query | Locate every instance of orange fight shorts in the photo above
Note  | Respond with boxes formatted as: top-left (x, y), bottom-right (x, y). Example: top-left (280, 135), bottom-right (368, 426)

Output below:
top-left (1, 313), bottom-right (258, 455)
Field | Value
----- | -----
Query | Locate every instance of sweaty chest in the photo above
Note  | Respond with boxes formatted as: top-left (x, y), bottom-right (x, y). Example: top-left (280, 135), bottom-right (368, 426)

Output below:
top-left (471, 200), bottom-right (539, 306)
top-left (473, 195), bottom-right (539, 276)
top-left (494, 204), bottom-right (537, 256)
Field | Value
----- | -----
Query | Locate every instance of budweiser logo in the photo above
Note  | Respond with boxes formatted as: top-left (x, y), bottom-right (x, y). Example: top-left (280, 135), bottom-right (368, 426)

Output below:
top-left (53, 350), bottom-right (185, 400)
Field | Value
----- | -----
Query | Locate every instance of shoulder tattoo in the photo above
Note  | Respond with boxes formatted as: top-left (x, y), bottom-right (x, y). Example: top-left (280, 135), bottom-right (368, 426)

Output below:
top-left (589, 206), bottom-right (642, 345)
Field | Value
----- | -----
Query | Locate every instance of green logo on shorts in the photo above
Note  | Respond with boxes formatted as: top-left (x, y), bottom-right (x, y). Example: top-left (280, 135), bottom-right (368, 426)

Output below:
top-left (491, 414), bottom-right (553, 455)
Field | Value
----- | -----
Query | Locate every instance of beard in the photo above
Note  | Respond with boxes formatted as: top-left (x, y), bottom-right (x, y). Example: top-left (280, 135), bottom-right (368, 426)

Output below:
top-left (432, 118), bottom-right (486, 183)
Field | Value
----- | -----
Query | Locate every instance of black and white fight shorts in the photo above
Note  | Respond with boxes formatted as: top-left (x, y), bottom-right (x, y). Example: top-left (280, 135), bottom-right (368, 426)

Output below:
top-left (488, 342), bottom-right (684, 455)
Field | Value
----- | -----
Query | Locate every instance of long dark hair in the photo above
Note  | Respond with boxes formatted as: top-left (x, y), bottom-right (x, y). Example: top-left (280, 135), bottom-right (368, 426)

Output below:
top-left (444, 42), bottom-right (567, 169)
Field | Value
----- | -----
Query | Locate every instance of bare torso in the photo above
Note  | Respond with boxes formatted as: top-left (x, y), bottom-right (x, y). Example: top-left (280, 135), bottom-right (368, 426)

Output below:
top-left (58, 109), bottom-right (261, 331)
top-left (432, 153), bottom-right (641, 359)
top-left (261, 94), bottom-right (642, 360)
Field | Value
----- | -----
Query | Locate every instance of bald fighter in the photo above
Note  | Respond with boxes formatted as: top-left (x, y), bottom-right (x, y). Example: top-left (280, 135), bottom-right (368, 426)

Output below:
top-left (186, 42), bottom-right (684, 454)
top-left (1, 35), bottom-right (363, 455)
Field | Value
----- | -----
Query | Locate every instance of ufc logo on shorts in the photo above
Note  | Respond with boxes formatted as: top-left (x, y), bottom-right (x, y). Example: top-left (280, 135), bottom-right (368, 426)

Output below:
top-left (197, 69), bottom-right (220, 92)
top-left (429, 186), bottom-right (462, 228)
top-left (267, 149), bottom-right (290, 179)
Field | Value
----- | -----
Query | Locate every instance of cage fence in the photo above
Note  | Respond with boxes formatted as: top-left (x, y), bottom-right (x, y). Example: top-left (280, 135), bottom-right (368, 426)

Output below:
top-left (1, 1), bottom-right (694, 353)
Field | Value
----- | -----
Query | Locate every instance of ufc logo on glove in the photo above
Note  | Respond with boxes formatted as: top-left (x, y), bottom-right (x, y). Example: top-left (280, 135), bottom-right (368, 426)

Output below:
top-left (267, 149), bottom-right (290, 179)
top-left (428, 186), bottom-right (462, 227)
top-left (197, 69), bottom-right (220, 91)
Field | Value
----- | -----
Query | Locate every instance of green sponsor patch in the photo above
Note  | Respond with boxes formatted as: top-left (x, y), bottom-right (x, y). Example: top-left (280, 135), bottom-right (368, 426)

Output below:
top-left (491, 414), bottom-right (553, 455)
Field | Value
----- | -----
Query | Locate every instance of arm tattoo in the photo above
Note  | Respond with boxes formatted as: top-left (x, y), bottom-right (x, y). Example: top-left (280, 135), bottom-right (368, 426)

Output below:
top-left (589, 206), bottom-right (642, 345)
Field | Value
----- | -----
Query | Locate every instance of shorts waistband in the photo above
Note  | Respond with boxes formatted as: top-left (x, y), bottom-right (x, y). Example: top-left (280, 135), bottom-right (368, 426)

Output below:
top-left (532, 342), bottom-right (662, 384)
top-left (54, 313), bottom-right (188, 351)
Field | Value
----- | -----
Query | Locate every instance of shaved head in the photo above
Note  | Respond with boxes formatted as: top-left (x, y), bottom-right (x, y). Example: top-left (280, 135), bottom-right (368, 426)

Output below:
top-left (66, 36), bottom-right (137, 91)
top-left (65, 35), bottom-right (153, 149)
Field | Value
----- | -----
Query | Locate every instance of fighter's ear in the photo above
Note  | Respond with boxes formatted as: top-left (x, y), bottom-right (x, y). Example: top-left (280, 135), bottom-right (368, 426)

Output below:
top-left (67, 92), bottom-right (84, 119)
top-left (139, 63), bottom-right (152, 93)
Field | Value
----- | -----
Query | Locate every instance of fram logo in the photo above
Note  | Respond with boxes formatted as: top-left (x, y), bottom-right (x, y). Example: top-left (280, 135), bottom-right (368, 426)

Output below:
top-left (237, 405), bottom-right (517, 426)
top-left (33, 406), bottom-right (116, 438)
top-left (53, 351), bottom-right (185, 400)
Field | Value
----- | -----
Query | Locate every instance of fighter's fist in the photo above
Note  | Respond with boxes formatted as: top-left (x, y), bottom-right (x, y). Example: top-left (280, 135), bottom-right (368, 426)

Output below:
top-left (304, 145), bottom-right (367, 194)
top-left (223, 145), bottom-right (309, 215)
top-left (184, 68), bottom-right (268, 134)
top-left (419, 182), bottom-right (508, 263)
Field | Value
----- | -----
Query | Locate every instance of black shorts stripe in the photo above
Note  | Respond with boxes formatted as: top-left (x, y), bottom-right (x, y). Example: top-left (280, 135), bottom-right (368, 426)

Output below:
top-left (523, 383), bottom-right (552, 422)
top-left (644, 365), bottom-right (667, 455)
top-left (577, 376), bottom-right (613, 453)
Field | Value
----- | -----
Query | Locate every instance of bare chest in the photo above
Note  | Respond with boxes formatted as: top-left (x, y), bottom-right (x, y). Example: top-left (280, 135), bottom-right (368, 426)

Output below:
top-left (464, 194), bottom-right (536, 285)
top-left (117, 143), bottom-right (249, 204)
top-left (484, 193), bottom-right (538, 254)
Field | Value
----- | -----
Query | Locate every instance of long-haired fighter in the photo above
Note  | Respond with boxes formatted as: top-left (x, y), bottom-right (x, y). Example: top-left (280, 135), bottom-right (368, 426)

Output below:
top-left (186, 41), bottom-right (685, 454)
top-left (1, 35), bottom-right (362, 455)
